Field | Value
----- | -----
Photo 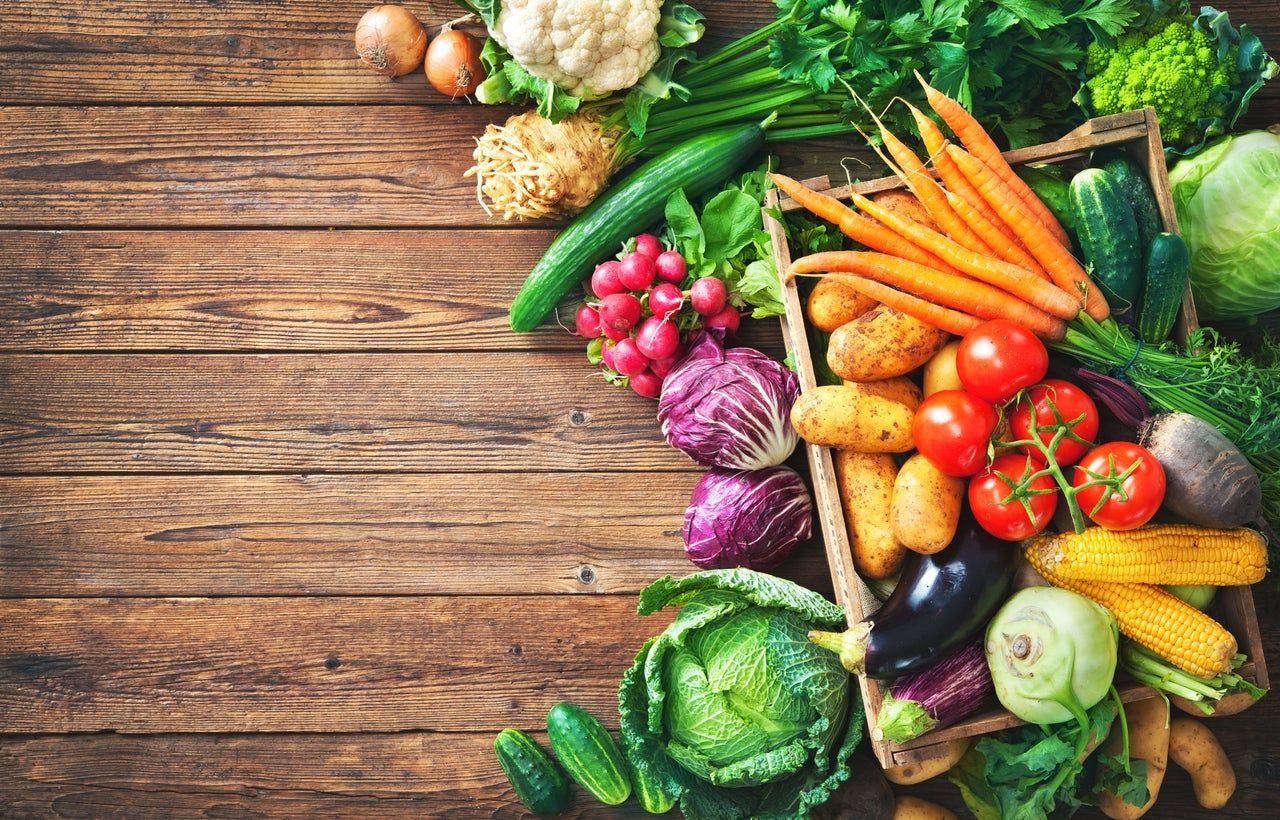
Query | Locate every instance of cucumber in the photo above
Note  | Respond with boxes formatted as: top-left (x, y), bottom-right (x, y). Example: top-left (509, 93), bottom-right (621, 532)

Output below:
top-left (494, 728), bottom-right (571, 817)
top-left (1138, 232), bottom-right (1190, 344)
top-left (628, 756), bottom-right (677, 814)
top-left (1016, 165), bottom-right (1078, 241)
top-left (1070, 167), bottom-right (1143, 314)
top-left (545, 703), bottom-right (632, 806)
top-left (508, 124), bottom-right (765, 332)
top-left (1096, 152), bottom-right (1162, 249)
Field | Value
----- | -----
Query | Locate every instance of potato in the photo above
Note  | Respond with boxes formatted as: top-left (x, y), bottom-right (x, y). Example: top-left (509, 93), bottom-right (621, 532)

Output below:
top-left (841, 376), bottom-right (923, 413)
top-left (892, 454), bottom-right (964, 554)
top-left (922, 341), bottom-right (963, 396)
top-left (1172, 691), bottom-right (1260, 718)
top-left (829, 305), bottom-right (950, 383)
top-left (807, 276), bottom-right (876, 332)
top-left (884, 738), bottom-right (969, 785)
top-left (835, 451), bottom-right (906, 579)
top-left (790, 386), bottom-right (914, 452)
top-left (1098, 696), bottom-right (1169, 819)
top-left (891, 796), bottom-right (957, 820)
top-left (872, 189), bottom-right (937, 230)
top-left (1169, 717), bottom-right (1236, 809)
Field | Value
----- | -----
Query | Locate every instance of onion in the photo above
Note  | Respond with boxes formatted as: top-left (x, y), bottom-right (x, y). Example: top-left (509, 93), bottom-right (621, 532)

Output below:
top-left (426, 29), bottom-right (485, 97)
top-left (354, 5), bottom-right (427, 77)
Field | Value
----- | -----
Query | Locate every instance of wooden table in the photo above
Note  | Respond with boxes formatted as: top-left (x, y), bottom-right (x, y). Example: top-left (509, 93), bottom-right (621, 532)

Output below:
top-left (0, 2), bottom-right (1276, 817)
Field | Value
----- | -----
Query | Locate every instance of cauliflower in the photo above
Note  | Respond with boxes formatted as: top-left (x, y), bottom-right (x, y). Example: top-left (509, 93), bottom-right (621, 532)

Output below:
top-left (491, 0), bottom-right (664, 98)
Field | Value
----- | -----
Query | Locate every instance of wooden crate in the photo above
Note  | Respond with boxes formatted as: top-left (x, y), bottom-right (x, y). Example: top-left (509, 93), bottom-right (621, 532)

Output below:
top-left (762, 109), bottom-right (1270, 769)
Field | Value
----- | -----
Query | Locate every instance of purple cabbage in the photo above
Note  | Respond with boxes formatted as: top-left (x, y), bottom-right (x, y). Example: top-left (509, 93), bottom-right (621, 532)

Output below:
top-left (658, 332), bottom-right (800, 470)
top-left (682, 466), bottom-right (813, 571)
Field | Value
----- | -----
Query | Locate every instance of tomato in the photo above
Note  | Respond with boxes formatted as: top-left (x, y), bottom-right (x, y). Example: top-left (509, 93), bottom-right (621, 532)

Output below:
top-left (1007, 379), bottom-right (1099, 466)
top-left (955, 320), bottom-right (1049, 404)
top-left (912, 390), bottom-right (999, 477)
top-left (1073, 442), bottom-right (1166, 530)
top-left (969, 454), bottom-right (1058, 540)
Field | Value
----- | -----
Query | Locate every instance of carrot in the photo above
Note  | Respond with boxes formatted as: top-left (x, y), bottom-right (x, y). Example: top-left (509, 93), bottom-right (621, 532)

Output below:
top-left (788, 251), bottom-right (1067, 341)
top-left (947, 146), bottom-right (1110, 321)
top-left (915, 71), bottom-right (1072, 247)
top-left (877, 128), bottom-right (993, 256)
top-left (769, 173), bottom-right (960, 276)
top-left (943, 188), bottom-right (1049, 278)
top-left (850, 192), bottom-right (1080, 320)
top-left (823, 274), bottom-right (982, 336)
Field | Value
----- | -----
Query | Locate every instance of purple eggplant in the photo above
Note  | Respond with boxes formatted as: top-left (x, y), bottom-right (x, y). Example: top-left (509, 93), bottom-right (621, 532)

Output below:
top-left (810, 513), bottom-right (1015, 679)
top-left (874, 641), bottom-right (993, 743)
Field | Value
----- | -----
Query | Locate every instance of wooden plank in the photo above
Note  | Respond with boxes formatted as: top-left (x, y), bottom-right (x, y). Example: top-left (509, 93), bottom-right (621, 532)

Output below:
top-left (0, 0), bottom-right (780, 104)
top-left (0, 595), bottom-right (671, 733)
top-left (0, 474), bottom-right (830, 597)
top-left (0, 230), bottom-right (782, 354)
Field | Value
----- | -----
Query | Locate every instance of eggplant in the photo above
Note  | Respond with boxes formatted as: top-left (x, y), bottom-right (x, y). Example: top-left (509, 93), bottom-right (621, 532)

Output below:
top-left (873, 641), bottom-right (992, 743)
top-left (810, 513), bottom-right (1015, 679)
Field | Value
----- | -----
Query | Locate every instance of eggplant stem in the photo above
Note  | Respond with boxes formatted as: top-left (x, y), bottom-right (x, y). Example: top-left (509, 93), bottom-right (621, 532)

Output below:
top-left (809, 624), bottom-right (871, 674)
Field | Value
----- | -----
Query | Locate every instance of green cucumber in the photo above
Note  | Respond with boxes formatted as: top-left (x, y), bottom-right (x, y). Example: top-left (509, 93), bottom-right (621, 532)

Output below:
top-left (1016, 165), bottom-right (1078, 241)
top-left (494, 729), bottom-right (571, 817)
top-left (509, 124), bottom-right (765, 332)
top-left (1138, 232), bottom-right (1190, 344)
top-left (628, 756), bottom-right (677, 814)
top-left (546, 703), bottom-right (632, 806)
top-left (1096, 152), bottom-right (1162, 249)
top-left (1070, 167), bottom-right (1143, 314)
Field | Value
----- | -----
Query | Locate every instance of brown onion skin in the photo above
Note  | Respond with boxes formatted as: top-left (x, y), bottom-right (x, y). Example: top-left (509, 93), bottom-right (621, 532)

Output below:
top-left (355, 5), bottom-right (427, 77)
top-left (426, 29), bottom-right (485, 97)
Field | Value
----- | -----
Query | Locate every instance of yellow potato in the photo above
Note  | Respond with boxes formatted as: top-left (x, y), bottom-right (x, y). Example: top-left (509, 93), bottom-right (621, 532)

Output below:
top-left (872, 189), bottom-right (937, 230)
top-left (790, 386), bottom-right (914, 452)
top-left (828, 306), bottom-right (950, 383)
top-left (807, 276), bottom-right (876, 333)
top-left (891, 796), bottom-right (957, 820)
top-left (1172, 691), bottom-right (1260, 718)
top-left (1169, 717), bottom-right (1236, 810)
top-left (1098, 697), bottom-right (1169, 819)
top-left (835, 451), bottom-right (906, 579)
top-left (923, 341), bottom-right (963, 396)
top-left (884, 739), bottom-right (969, 785)
top-left (891, 454), bottom-right (964, 554)
top-left (841, 376), bottom-right (922, 413)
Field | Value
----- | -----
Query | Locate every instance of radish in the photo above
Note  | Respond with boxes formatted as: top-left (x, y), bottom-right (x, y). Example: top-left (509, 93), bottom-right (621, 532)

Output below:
top-left (633, 233), bottom-right (662, 260)
top-left (574, 304), bottom-right (601, 338)
top-left (655, 250), bottom-right (687, 283)
top-left (618, 252), bottom-right (657, 291)
top-left (649, 344), bottom-right (686, 379)
top-left (591, 261), bottom-right (625, 298)
top-left (631, 370), bottom-right (663, 399)
top-left (611, 338), bottom-right (649, 377)
top-left (690, 277), bottom-right (728, 316)
top-left (601, 322), bottom-right (629, 342)
top-left (648, 283), bottom-right (684, 319)
top-left (704, 305), bottom-right (740, 333)
top-left (599, 292), bottom-right (641, 332)
top-left (601, 340), bottom-right (618, 371)
top-left (636, 316), bottom-right (680, 360)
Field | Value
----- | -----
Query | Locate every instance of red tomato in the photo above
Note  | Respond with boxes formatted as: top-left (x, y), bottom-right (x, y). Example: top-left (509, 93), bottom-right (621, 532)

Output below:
top-left (1073, 442), bottom-right (1166, 530)
top-left (1007, 379), bottom-right (1099, 466)
top-left (969, 454), bottom-right (1058, 540)
top-left (912, 390), bottom-right (999, 477)
top-left (955, 320), bottom-right (1049, 404)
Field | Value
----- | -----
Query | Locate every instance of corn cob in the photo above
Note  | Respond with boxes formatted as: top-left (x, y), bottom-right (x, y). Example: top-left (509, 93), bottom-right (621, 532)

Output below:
top-left (1028, 524), bottom-right (1267, 586)
top-left (1026, 546), bottom-right (1237, 678)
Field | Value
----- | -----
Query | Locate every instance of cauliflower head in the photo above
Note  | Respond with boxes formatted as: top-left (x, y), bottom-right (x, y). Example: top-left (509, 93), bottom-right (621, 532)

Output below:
top-left (491, 0), bottom-right (663, 98)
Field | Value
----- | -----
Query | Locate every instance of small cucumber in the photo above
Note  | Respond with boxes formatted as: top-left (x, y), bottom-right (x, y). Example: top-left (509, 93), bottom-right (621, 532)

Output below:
top-left (1016, 165), bottom-right (1078, 241)
top-left (1070, 167), bottom-right (1143, 314)
top-left (628, 756), bottom-right (677, 814)
top-left (546, 703), bottom-right (632, 806)
top-left (1096, 152), bottom-right (1162, 249)
top-left (494, 728), bottom-right (571, 817)
top-left (1138, 232), bottom-right (1190, 344)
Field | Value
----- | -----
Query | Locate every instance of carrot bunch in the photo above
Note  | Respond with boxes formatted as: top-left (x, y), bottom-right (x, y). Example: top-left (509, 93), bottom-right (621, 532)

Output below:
top-left (776, 72), bottom-right (1110, 343)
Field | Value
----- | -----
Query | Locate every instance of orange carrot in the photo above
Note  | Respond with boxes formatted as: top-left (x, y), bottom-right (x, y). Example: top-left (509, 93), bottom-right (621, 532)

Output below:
top-left (823, 274), bottom-right (982, 336)
top-left (943, 188), bottom-right (1049, 278)
top-left (915, 72), bottom-right (1072, 247)
top-left (946, 146), bottom-right (1109, 321)
top-left (850, 192), bottom-right (1080, 320)
top-left (769, 173), bottom-right (960, 276)
top-left (788, 251), bottom-right (1067, 340)
top-left (877, 128), bottom-right (993, 256)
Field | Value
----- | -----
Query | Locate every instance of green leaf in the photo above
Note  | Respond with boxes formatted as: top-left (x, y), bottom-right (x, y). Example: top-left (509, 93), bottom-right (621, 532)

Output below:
top-left (665, 189), bottom-right (705, 262)
top-left (820, 0), bottom-right (860, 32)
top-left (736, 259), bottom-right (786, 319)
top-left (636, 569), bottom-right (845, 625)
top-left (701, 190), bottom-right (760, 263)
top-left (586, 336), bottom-right (604, 364)
top-left (994, 0), bottom-right (1068, 30)
top-left (889, 11), bottom-right (935, 44)
top-left (1067, 0), bottom-right (1142, 39)
top-left (928, 41), bottom-right (972, 109)
top-left (928, 0), bottom-right (971, 30)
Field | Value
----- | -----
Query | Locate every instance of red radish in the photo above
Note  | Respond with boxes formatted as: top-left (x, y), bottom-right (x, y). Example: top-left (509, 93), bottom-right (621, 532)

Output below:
top-left (649, 344), bottom-right (686, 379)
top-left (619, 252), bottom-right (657, 291)
top-left (634, 233), bottom-right (662, 260)
top-left (655, 250), bottom-right (687, 283)
top-left (611, 338), bottom-right (649, 377)
top-left (648, 283), bottom-right (684, 318)
top-left (602, 323), bottom-right (629, 342)
top-left (601, 340), bottom-right (618, 371)
top-left (705, 305), bottom-right (740, 333)
top-left (631, 370), bottom-right (663, 398)
top-left (574, 304), bottom-right (601, 338)
top-left (599, 292), bottom-right (641, 332)
top-left (690, 277), bottom-right (728, 316)
top-left (636, 316), bottom-right (680, 360)
top-left (591, 261), bottom-right (625, 298)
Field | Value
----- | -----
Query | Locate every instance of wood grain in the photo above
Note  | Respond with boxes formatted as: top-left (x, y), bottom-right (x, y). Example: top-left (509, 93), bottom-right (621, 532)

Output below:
top-left (0, 473), bottom-right (830, 596)
top-left (0, 595), bottom-right (670, 733)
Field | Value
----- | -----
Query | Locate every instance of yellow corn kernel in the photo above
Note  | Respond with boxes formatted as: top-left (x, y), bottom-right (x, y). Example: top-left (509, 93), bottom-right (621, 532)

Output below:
top-left (1028, 524), bottom-right (1266, 586)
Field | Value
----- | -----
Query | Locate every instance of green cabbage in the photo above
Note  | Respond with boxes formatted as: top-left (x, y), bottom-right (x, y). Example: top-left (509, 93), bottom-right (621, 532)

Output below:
top-left (618, 569), bottom-right (863, 819)
top-left (1168, 130), bottom-right (1280, 320)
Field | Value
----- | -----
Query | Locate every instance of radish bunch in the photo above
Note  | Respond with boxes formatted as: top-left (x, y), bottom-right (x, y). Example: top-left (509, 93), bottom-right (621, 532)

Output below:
top-left (572, 233), bottom-right (741, 398)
